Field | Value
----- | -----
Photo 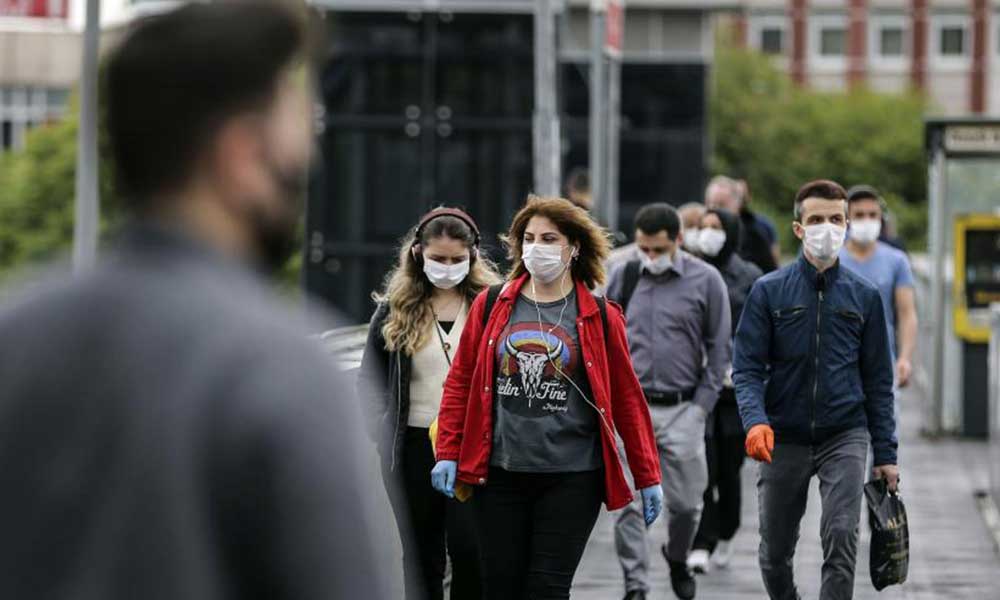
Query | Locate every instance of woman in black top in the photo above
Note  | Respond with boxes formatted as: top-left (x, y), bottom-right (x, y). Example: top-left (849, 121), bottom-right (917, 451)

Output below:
top-left (358, 208), bottom-right (501, 600)
top-left (689, 208), bottom-right (763, 572)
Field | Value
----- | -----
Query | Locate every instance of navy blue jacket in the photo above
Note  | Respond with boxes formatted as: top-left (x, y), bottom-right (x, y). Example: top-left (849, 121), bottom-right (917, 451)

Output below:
top-left (733, 255), bottom-right (897, 465)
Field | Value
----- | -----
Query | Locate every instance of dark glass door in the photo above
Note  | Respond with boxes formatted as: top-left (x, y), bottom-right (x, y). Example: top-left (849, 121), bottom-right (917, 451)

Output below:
top-left (308, 11), bottom-right (534, 322)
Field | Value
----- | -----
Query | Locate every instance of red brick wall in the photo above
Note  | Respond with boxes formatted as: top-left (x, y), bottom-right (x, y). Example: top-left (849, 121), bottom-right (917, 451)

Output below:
top-left (790, 0), bottom-right (808, 86)
top-left (910, 0), bottom-right (928, 91)
top-left (971, 0), bottom-right (989, 114)
top-left (848, 0), bottom-right (868, 89)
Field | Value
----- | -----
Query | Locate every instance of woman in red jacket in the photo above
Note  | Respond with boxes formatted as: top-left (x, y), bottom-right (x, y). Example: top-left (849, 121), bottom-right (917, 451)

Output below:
top-left (431, 195), bottom-right (663, 599)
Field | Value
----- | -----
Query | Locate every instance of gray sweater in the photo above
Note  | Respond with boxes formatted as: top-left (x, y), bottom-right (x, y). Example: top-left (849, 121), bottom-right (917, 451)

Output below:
top-left (0, 223), bottom-right (387, 600)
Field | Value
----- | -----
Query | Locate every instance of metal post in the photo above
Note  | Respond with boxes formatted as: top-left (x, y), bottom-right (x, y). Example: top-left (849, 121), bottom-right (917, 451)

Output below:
top-left (605, 10), bottom-right (622, 233)
top-left (73, 0), bottom-right (101, 272)
top-left (927, 140), bottom-right (946, 435)
top-left (589, 1), bottom-right (607, 222)
top-left (533, 0), bottom-right (562, 197)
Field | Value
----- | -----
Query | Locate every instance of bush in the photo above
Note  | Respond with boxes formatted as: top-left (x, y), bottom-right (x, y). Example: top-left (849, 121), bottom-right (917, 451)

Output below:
top-left (0, 107), bottom-right (120, 280)
top-left (710, 41), bottom-right (929, 253)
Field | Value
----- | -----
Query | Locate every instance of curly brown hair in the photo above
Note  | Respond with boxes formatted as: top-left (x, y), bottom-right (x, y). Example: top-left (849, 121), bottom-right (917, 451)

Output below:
top-left (502, 195), bottom-right (612, 290)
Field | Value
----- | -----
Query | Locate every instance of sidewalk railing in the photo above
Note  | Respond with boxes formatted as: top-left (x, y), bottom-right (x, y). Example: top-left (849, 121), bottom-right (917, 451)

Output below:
top-left (989, 305), bottom-right (1000, 503)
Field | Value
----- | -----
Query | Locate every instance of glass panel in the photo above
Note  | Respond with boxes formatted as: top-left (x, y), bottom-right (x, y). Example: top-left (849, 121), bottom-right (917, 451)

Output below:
top-left (820, 28), bottom-right (846, 56)
top-left (436, 14), bottom-right (533, 118)
top-left (761, 28), bottom-right (784, 55)
top-left (880, 28), bottom-right (904, 56)
top-left (46, 88), bottom-right (70, 111)
top-left (941, 27), bottom-right (965, 55)
top-left (944, 159), bottom-right (1000, 252)
top-left (322, 13), bottom-right (423, 115)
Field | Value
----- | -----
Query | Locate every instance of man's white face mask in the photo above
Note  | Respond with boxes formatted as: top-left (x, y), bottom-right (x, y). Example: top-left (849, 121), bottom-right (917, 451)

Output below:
top-left (848, 219), bottom-right (881, 245)
top-left (802, 223), bottom-right (846, 262)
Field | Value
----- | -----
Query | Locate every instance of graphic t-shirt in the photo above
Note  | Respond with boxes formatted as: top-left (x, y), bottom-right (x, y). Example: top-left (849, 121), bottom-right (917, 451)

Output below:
top-left (491, 289), bottom-right (602, 473)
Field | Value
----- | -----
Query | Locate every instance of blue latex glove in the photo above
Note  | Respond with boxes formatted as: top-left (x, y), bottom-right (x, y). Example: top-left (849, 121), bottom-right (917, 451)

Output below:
top-left (431, 460), bottom-right (457, 499)
top-left (640, 484), bottom-right (664, 526)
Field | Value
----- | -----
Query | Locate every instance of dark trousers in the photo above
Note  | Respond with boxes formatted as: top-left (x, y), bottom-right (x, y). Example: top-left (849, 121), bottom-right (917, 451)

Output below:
top-left (693, 391), bottom-right (745, 552)
top-left (383, 427), bottom-right (482, 600)
top-left (475, 467), bottom-right (604, 600)
top-left (758, 427), bottom-right (868, 600)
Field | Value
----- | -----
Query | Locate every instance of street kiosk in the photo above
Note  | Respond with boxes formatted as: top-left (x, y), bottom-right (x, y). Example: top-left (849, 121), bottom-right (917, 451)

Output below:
top-left (926, 119), bottom-right (1000, 437)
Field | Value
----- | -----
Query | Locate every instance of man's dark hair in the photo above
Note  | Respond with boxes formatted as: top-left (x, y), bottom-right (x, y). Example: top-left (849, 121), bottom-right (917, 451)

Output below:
top-left (793, 179), bottom-right (847, 220)
top-left (564, 167), bottom-right (590, 196)
top-left (105, 0), bottom-right (310, 205)
top-left (634, 203), bottom-right (681, 240)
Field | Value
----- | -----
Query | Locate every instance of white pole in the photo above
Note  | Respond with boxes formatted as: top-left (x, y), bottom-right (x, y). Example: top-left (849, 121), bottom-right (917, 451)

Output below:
top-left (73, 0), bottom-right (101, 272)
top-left (589, 0), bottom-right (607, 222)
top-left (533, 0), bottom-right (562, 197)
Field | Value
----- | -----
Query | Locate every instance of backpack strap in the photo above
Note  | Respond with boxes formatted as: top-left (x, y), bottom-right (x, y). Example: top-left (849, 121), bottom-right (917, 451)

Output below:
top-left (481, 283), bottom-right (504, 330)
top-left (619, 259), bottom-right (642, 315)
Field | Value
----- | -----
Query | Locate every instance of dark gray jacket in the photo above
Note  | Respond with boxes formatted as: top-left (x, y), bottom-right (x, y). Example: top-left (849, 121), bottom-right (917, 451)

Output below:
top-left (0, 223), bottom-right (387, 600)
top-left (357, 302), bottom-right (413, 471)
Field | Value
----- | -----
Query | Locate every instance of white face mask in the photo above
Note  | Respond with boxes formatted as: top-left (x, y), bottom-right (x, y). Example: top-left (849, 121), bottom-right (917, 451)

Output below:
top-left (849, 219), bottom-right (882, 245)
top-left (683, 228), bottom-right (702, 253)
top-left (423, 258), bottom-right (470, 290)
top-left (522, 243), bottom-right (571, 284)
top-left (699, 228), bottom-right (727, 257)
top-left (802, 223), bottom-right (846, 262)
top-left (641, 252), bottom-right (673, 275)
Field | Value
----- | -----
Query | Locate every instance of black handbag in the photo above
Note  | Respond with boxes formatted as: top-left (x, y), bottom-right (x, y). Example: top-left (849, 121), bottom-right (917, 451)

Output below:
top-left (865, 478), bottom-right (909, 591)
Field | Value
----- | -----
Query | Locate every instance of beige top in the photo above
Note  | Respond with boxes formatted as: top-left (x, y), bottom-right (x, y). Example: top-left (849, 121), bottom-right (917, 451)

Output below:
top-left (408, 301), bottom-right (468, 428)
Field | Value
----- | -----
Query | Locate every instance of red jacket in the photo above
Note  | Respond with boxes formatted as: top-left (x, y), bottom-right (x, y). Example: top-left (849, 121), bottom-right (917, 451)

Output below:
top-left (436, 274), bottom-right (661, 510)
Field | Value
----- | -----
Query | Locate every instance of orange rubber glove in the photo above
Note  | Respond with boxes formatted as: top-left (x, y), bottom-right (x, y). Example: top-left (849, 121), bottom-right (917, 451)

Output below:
top-left (745, 424), bottom-right (775, 463)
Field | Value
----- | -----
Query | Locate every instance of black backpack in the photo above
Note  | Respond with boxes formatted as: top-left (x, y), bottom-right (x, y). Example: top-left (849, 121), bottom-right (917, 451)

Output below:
top-left (481, 283), bottom-right (609, 337)
top-left (617, 260), bottom-right (642, 315)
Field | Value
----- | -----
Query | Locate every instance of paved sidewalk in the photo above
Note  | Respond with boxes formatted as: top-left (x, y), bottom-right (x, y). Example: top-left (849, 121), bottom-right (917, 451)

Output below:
top-left (573, 386), bottom-right (1000, 599)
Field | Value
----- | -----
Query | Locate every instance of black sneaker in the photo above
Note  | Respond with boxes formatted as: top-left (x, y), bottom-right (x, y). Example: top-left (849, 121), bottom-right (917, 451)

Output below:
top-left (622, 591), bottom-right (646, 600)
top-left (664, 545), bottom-right (697, 600)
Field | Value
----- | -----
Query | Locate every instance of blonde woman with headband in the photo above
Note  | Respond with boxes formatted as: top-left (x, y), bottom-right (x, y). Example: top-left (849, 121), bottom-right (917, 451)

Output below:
top-left (358, 208), bottom-right (501, 600)
top-left (432, 196), bottom-right (663, 599)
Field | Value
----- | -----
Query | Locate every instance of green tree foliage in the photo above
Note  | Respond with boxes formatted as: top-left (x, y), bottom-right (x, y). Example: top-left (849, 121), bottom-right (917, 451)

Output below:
top-left (0, 105), bottom-right (301, 288)
top-left (710, 42), bottom-right (928, 252)
top-left (0, 106), bottom-right (120, 279)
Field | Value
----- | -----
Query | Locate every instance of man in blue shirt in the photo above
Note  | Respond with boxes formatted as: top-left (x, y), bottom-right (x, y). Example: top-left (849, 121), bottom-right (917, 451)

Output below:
top-left (839, 185), bottom-right (917, 388)
top-left (734, 180), bottom-right (898, 600)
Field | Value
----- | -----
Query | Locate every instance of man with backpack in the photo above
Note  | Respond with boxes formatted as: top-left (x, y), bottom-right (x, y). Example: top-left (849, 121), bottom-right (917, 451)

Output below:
top-left (606, 203), bottom-right (732, 600)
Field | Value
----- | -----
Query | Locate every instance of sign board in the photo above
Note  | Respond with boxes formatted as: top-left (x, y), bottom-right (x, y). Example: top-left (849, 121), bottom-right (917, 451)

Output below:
top-left (954, 214), bottom-right (1000, 343)
top-left (944, 125), bottom-right (1000, 154)
top-left (0, 0), bottom-right (67, 18)
top-left (605, 0), bottom-right (624, 56)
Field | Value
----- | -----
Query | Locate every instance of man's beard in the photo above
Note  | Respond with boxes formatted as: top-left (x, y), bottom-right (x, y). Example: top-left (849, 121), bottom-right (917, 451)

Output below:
top-left (250, 161), bottom-right (308, 274)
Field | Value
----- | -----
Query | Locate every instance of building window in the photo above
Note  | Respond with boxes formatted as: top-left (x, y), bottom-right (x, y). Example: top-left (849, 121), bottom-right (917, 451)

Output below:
top-left (820, 27), bottom-right (846, 56)
top-left (940, 26), bottom-right (966, 56)
top-left (761, 28), bottom-right (784, 55)
top-left (0, 86), bottom-right (70, 153)
top-left (880, 27), bottom-right (905, 56)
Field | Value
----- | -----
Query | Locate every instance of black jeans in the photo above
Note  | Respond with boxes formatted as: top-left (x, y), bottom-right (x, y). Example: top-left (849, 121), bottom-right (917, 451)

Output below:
top-left (475, 467), bottom-right (603, 600)
top-left (693, 390), bottom-right (746, 552)
top-left (382, 427), bottom-right (481, 600)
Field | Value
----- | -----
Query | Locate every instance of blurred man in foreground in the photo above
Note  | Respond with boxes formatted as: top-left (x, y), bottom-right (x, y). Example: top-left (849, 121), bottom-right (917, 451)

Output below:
top-left (0, 2), bottom-right (387, 598)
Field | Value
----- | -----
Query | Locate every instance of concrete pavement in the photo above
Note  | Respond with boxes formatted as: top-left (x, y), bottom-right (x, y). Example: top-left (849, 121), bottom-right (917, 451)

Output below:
top-left (572, 386), bottom-right (1000, 599)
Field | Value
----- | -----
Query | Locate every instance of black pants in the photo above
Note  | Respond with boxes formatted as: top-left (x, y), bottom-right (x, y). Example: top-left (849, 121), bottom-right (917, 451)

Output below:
top-left (474, 467), bottom-right (603, 600)
top-left (383, 427), bottom-right (482, 600)
top-left (692, 390), bottom-right (745, 552)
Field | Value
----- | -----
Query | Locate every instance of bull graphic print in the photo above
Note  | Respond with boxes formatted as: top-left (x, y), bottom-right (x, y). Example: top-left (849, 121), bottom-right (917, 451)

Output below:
top-left (496, 322), bottom-right (578, 417)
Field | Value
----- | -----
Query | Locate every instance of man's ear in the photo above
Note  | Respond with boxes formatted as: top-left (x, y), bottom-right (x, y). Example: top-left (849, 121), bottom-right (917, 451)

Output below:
top-left (792, 222), bottom-right (805, 240)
